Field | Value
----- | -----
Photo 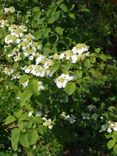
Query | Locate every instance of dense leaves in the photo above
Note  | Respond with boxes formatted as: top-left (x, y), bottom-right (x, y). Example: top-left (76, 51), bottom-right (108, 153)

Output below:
top-left (0, 0), bottom-right (117, 156)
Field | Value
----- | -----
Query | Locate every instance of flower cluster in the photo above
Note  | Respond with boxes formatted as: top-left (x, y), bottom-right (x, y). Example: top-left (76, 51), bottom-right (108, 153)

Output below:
top-left (42, 117), bottom-right (54, 129)
top-left (4, 24), bottom-right (41, 62)
top-left (82, 112), bottom-right (90, 120)
top-left (0, 19), bottom-right (9, 28)
top-left (3, 67), bottom-right (14, 76)
top-left (53, 43), bottom-right (89, 63)
top-left (54, 73), bottom-right (74, 88)
top-left (2, 22), bottom-right (90, 89)
top-left (28, 111), bottom-right (54, 129)
top-left (100, 121), bottom-right (117, 133)
top-left (4, 7), bottom-right (15, 14)
top-left (60, 112), bottom-right (76, 124)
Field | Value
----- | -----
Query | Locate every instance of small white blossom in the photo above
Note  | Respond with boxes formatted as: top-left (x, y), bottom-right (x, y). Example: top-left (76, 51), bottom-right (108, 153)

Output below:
top-left (55, 73), bottom-right (74, 88)
top-left (38, 81), bottom-right (45, 91)
top-left (42, 117), bottom-right (54, 129)
top-left (36, 54), bottom-right (45, 64)
top-left (59, 53), bottom-right (65, 60)
top-left (4, 7), bottom-right (15, 14)
top-left (21, 80), bottom-right (29, 88)
top-left (72, 44), bottom-right (89, 55)
top-left (0, 19), bottom-right (9, 28)
top-left (28, 111), bottom-right (33, 117)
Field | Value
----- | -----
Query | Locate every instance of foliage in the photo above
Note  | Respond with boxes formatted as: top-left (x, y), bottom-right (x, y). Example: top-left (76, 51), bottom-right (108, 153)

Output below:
top-left (0, 0), bottom-right (117, 156)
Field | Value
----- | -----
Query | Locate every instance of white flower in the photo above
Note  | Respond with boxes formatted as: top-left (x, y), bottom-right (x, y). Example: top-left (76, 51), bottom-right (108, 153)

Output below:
top-left (82, 113), bottom-right (90, 120)
top-left (5, 35), bottom-right (13, 44)
top-left (38, 81), bottom-right (44, 91)
top-left (68, 115), bottom-right (76, 124)
top-left (42, 117), bottom-right (54, 129)
top-left (71, 55), bottom-right (78, 63)
top-left (0, 19), bottom-right (9, 28)
top-left (65, 50), bottom-right (73, 60)
top-left (15, 38), bottom-right (21, 44)
top-left (107, 128), bottom-right (112, 133)
top-left (55, 76), bottom-right (67, 88)
top-left (43, 59), bottom-right (53, 69)
top-left (31, 65), bottom-right (45, 77)
top-left (36, 55), bottom-right (45, 64)
top-left (60, 112), bottom-right (70, 120)
top-left (23, 51), bottom-right (29, 57)
top-left (4, 7), bottom-right (15, 14)
top-left (72, 44), bottom-right (89, 55)
top-left (24, 65), bottom-right (34, 73)
top-left (59, 53), bottom-right (65, 60)
top-left (29, 55), bottom-right (34, 60)
top-left (35, 111), bottom-right (42, 116)
top-left (113, 127), bottom-right (117, 131)
top-left (28, 111), bottom-right (33, 117)
top-left (21, 80), bottom-right (29, 88)
top-left (3, 67), bottom-right (14, 76)
top-left (55, 73), bottom-right (74, 88)
top-left (13, 54), bottom-right (21, 62)
top-left (99, 124), bottom-right (107, 132)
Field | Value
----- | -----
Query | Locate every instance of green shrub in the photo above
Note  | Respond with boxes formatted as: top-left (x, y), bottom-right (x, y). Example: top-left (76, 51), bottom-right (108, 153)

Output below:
top-left (0, 1), bottom-right (117, 155)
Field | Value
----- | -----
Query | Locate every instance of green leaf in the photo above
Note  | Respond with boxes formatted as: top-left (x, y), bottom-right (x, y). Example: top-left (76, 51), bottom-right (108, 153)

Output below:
top-left (99, 54), bottom-right (107, 61)
top-left (64, 82), bottom-right (76, 95)
top-left (11, 128), bottom-right (21, 151)
top-left (7, 15), bottom-right (14, 23)
top-left (113, 144), bottom-right (117, 154)
top-left (55, 27), bottom-right (64, 35)
top-left (14, 110), bottom-right (23, 118)
top-left (19, 133), bottom-right (30, 148)
top-left (90, 56), bottom-right (96, 63)
top-left (38, 125), bottom-right (46, 135)
top-left (27, 130), bottom-right (39, 145)
top-left (50, 63), bottom-right (59, 73)
top-left (60, 3), bottom-right (68, 12)
top-left (28, 79), bottom-right (39, 95)
top-left (84, 59), bottom-right (90, 68)
top-left (20, 90), bottom-right (32, 106)
top-left (19, 75), bottom-right (30, 84)
top-left (75, 70), bottom-right (82, 78)
top-left (107, 139), bottom-right (115, 149)
top-left (79, 4), bottom-right (90, 13)
top-left (4, 115), bottom-right (16, 125)
top-left (69, 13), bottom-right (75, 19)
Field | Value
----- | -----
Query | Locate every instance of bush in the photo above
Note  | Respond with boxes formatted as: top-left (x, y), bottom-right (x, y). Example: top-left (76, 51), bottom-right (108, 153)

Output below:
top-left (0, 0), bottom-right (117, 155)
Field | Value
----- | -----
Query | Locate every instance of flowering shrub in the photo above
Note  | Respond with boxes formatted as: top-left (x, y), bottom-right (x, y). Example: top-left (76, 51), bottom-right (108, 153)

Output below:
top-left (0, 1), bottom-right (117, 156)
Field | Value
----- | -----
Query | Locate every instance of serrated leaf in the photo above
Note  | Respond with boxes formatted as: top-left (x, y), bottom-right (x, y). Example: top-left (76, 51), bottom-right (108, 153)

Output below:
top-left (107, 139), bottom-right (115, 149)
top-left (27, 130), bottom-right (39, 145)
top-left (4, 115), bottom-right (16, 125)
top-left (60, 3), bottom-right (68, 12)
top-left (19, 133), bottom-right (30, 148)
top-left (65, 82), bottom-right (76, 95)
top-left (11, 128), bottom-right (21, 151)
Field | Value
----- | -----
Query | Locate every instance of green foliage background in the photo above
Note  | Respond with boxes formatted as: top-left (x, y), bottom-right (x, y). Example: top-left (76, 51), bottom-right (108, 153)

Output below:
top-left (0, 0), bottom-right (117, 155)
